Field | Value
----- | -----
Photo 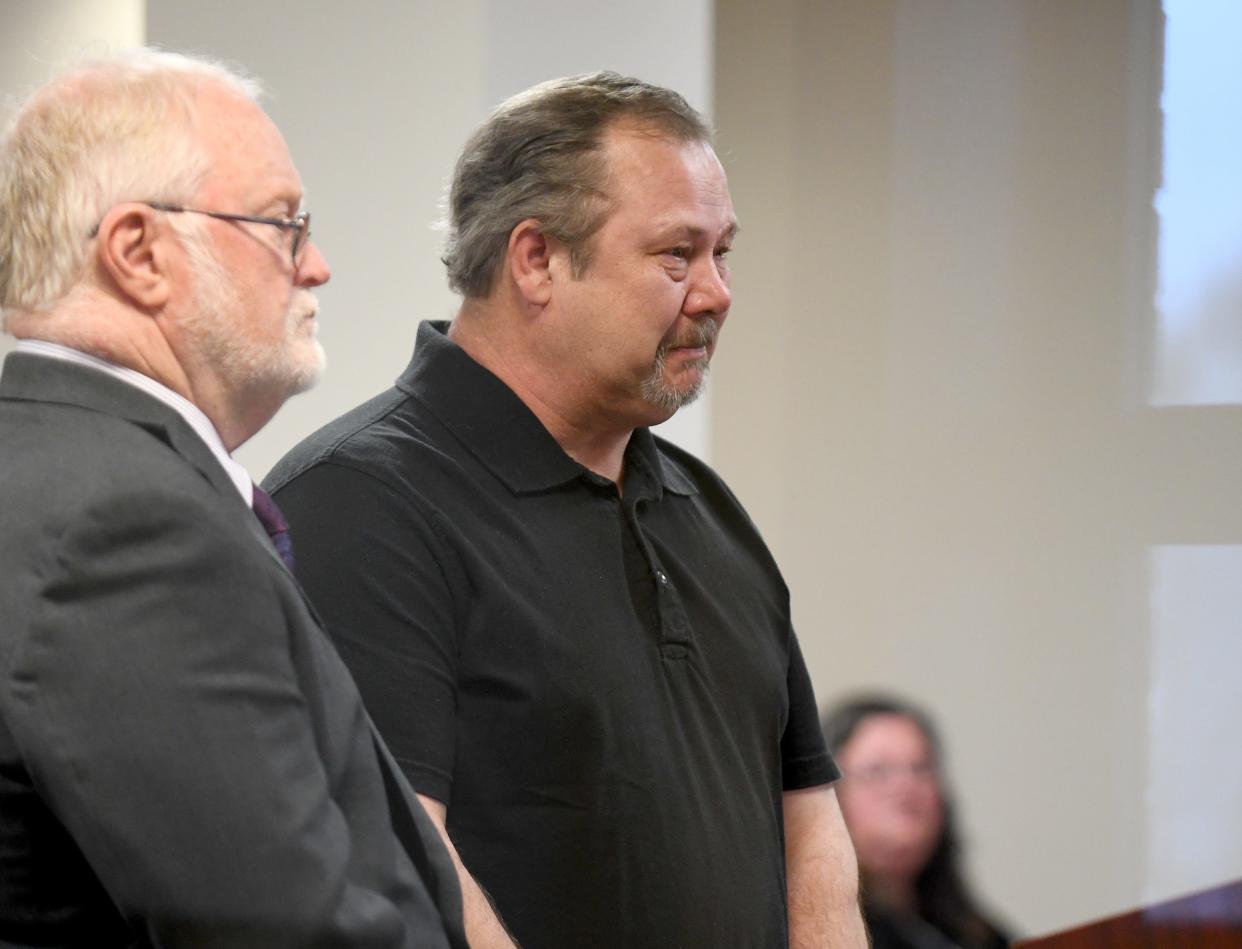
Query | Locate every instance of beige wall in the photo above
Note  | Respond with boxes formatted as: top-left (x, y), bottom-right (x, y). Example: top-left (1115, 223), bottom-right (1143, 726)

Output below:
top-left (716, 0), bottom-right (1242, 936)
top-left (0, 0), bottom-right (145, 362)
top-left (0, 1), bottom-right (144, 90)
top-left (7, 0), bottom-right (1242, 939)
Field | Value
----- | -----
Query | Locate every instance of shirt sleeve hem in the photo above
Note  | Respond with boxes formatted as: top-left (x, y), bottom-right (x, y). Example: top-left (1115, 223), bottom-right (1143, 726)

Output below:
top-left (396, 757), bottom-right (453, 806)
top-left (782, 751), bottom-right (841, 790)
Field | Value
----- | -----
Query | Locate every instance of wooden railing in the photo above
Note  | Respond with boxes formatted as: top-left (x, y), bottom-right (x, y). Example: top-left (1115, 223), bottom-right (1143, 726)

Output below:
top-left (1014, 878), bottom-right (1242, 948)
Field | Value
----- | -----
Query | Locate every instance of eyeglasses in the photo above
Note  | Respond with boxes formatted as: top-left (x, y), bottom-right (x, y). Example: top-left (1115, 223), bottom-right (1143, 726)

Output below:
top-left (88, 201), bottom-right (312, 265)
top-left (147, 202), bottom-right (311, 265)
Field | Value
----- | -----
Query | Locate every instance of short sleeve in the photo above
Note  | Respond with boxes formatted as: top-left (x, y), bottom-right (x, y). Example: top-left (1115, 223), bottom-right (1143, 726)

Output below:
top-left (780, 629), bottom-right (840, 789)
top-left (272, 462), bottom-right (460, 804)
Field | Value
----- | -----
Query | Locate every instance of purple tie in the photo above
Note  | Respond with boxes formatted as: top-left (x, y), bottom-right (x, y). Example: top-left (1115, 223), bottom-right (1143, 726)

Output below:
top-left (252, 484), bottom-right (295, 572)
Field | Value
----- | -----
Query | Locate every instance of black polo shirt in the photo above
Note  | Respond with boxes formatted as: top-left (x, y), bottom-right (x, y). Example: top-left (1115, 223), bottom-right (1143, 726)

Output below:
top-left (266, 321), bottom-right (838, 949)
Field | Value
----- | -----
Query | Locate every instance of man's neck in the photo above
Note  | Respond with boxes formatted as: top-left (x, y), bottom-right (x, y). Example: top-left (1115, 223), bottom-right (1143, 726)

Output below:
top-left (9, 300), bottom-right (269, 452)
top-left (12, 338), bottom-right (257, 503)
top-left (449, 307), bottom-right (633, 484)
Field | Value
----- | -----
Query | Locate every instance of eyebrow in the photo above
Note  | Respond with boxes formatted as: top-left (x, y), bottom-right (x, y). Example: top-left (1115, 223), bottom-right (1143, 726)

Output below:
top-left (655, 221), bottom-right (741, 244)
top-left (264, 192), bottom-right (305, 216)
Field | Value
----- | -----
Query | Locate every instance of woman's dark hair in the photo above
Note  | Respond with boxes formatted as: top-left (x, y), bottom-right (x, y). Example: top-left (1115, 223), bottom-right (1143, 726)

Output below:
top-left (823, 694), bottom-right (1007, 949)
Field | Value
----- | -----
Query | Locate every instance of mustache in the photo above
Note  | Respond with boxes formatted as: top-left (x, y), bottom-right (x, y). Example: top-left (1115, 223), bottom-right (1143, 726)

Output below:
top-left (287, 289), bottom-right (319, 320)
top-left (659, 318), bottom-right (719, 356)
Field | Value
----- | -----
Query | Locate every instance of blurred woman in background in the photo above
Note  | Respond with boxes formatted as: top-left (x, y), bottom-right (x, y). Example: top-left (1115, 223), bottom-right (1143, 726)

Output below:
top-left (823, 695), bottom-right (1011, 949)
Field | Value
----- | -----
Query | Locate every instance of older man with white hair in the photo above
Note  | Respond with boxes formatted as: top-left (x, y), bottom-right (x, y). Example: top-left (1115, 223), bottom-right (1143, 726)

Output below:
top-left (0, 50), bottom-right (465, 948)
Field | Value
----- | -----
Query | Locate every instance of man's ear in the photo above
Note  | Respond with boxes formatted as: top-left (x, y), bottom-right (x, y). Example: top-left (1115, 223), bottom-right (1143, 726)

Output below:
top-left (94, 203), bottom-right (174, 310)
top-left (507, 218), bottom-right (556, 306)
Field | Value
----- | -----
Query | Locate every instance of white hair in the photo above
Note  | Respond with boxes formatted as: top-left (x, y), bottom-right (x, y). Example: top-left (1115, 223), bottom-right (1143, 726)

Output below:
top-left (0, 48), bottom-right (262, 324)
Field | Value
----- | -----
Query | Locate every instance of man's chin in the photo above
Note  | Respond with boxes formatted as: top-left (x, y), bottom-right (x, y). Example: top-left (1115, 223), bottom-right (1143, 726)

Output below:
top-left (273, 339), bottom-right (326, 398)
top-left (640, 370), bottom-right (708, 415)
top-left (290, 341), bottom-right (326, 394)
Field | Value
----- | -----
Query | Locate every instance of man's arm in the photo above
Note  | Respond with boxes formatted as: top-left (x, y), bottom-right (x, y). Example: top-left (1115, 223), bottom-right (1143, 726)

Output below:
top-left (274, 463), bottom-right (519, 945)
top-left (784, 784), bottom-right (868, 949)
top-left (417, 794), bottom-right (520, 948)
top-left (275, 462), bottom-right (520, 944)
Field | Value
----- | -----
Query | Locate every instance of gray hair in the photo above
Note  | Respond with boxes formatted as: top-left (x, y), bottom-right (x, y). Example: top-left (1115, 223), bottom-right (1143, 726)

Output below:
top-left (442, 71), bottom-right (712, 299)
top-left (0, 48), bottom-right (260, 322)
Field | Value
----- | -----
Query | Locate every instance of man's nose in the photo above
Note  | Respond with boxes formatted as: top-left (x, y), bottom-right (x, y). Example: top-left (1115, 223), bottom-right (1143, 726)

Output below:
top-left (296, 240), bottom-right (331, 287)
top-left (684, 259), bottom-right (731, 317)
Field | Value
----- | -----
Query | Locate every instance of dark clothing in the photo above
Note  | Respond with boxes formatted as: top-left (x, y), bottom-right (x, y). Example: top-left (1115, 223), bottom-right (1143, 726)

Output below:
top-left (866, 903), bottom-right (1011, 949)
top-left (0, 353), bottom-right (466, 948)
top-left (266, 321), bottom-right (839, 948)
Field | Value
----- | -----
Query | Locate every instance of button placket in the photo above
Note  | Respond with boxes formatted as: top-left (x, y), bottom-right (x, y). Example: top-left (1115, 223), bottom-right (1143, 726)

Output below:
top-left (647, 556), bottom-right (694, 662)
top-left (624, 475), bottom-right (694, 659)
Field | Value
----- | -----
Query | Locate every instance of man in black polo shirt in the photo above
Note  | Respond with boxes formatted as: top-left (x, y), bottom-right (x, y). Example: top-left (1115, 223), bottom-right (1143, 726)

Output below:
top-left (267, 72), bottom-right (865, 949)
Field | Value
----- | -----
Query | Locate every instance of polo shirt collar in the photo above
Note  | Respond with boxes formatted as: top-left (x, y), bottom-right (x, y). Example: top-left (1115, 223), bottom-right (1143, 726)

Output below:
top-left (395, 321), bottom-right (697, 499)
top-left (628, 427), bottom-right (698, 498)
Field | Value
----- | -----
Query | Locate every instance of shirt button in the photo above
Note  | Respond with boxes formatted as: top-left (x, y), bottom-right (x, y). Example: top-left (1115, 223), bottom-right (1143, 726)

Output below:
top-left (655, 569), bottom-right (669, 584)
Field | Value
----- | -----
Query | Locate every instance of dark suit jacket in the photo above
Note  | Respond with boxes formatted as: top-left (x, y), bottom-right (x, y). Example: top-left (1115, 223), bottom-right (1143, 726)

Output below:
top-left (0, 352), bottom-right (466, 948)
